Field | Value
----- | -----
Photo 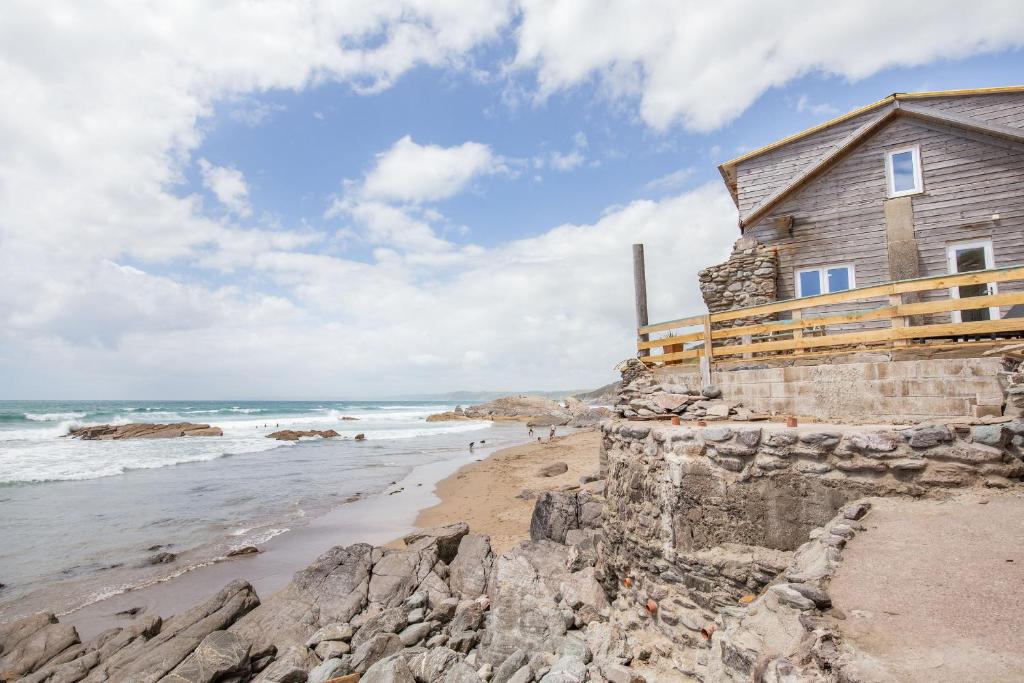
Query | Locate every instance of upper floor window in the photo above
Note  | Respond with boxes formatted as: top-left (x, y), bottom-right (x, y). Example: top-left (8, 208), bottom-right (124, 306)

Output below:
top-left (885, 145), bottom-right (923, 197)
top-left (796, 265), bottom-right (855, 297)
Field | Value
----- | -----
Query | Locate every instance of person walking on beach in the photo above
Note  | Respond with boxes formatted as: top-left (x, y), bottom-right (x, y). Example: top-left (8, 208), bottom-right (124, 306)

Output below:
top-left (549, 425), bottom-right (556, 441)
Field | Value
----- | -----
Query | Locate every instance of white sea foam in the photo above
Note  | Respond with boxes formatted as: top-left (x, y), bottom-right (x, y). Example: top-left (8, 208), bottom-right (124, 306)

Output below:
top-left (23, 412), bottom-right (87, 422)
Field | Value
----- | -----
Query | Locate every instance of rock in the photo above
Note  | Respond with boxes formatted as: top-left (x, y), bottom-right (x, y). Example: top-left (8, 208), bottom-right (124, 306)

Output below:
top-left (530, 491), bottom-right (578, 544)
top-left (306, 623), bottom-right (354, 648)
top-left (972, 424), bottom-right (1010, 447)
top-left (350, 633), bottom-right (402, 673)
top-left (847, 431), bottom-right (898, 453)
top-left (478, 540), bottom-right (571, 666)
top-left (506, 666), bottom-right (532, 683)
top-left (355, 433), bottom-right (367, 441)
top-left (351, 607), bottom-right (408, 649)
top-left (538, 655), bottom-right (586, 682)
top-left (449, 534), bottom-right (493, 599)
top-left (145, 551), bottom-right (177, 565)
top-left (702, 386), bottom-right (722, 399)
top-left (902, 424), bottom-right (952, 448)
top-left (447, 630), bottom-right (481, 654)
top-left (602, 664), bottom-right (646, 683)
top-left (559, 568), bottom-right (609, 624)
top-left (403, 522), bottom-right (470, 563)
top-left (252, 646), bottom-right (316, 682)
top-left (231, 544), bottom-right (372, 662)
top-left (308, 657), bottom-right (350, 683)
top-left (66, 423), bottom-right (223, 440)
top-left (398, 622), bottom-right (432, 647)
top-left (706, 403), bottom-right (732, 418)
top-left (771, 584), bottom-right (816, 610)
top-left (314, 639), bottom-right (351, 659)
top-left (227, 546), bottom-right (260, 557)
top-left (702, 427), bottom-right (732, 442)
top-left (407, 647), bottom-right (462, 682)
top-left (0, 620), bottom-right (79, 680)
top-left (445, 661), bottom-right (484, 682)
top-left (463, 396), bottom-right (571, 424)
top-left (162, 630), bottom-right (252, 683)
top-left (426, 412), bottom-right (473, 422)
top-left (362, 654), bottom-right (417, 683)
top-left (491, 649), bottom-right (530, 683)
top-left (89, 580), bottom-right (259, 682)
top-left (267, 430), bottom-right (340, 441)
top-left (368, 542), bottom-right (440, 608)
top-left (538, 462), bottom-right (569, 477)
top-left (567, 407), bottom-right (613, 428)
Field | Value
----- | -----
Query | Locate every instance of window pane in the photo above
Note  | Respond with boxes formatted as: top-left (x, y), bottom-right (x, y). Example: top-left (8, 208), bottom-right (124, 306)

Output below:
top-left (827, 267), bottom-right (851, 292)
top-left (798, 270), bottom-right (821, 297)
top-left (891, 150), bottom-right (917, 193)
top-left (955, 246), bottom-right (985, 273)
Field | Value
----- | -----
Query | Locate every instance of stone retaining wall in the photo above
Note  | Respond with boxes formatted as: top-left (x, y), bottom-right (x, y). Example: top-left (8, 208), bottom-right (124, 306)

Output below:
top-left (595, 418), bottom-right (1024, 674)
top-left (650, 355), bottom-right (1008, 422)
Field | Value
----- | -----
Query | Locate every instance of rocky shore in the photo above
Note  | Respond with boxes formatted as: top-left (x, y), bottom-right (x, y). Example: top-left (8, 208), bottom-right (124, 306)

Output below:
top-left (66, 423), bottom-right (224, 440)
top-left (427, 397), bottom-right (611, 430)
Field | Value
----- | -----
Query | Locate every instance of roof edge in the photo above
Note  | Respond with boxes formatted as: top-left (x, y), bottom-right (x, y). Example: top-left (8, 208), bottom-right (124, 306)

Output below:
top-left (718, 85), bottom-right (1024, 174)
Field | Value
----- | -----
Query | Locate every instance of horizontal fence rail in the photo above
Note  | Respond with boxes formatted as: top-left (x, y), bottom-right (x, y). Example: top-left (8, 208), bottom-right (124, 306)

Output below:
top-left (638, 265), bottom-right (1024, 365)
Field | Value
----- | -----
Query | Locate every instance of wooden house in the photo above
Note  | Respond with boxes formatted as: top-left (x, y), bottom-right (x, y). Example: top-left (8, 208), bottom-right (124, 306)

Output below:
top-left (639, 86), bottom-right (1024, 365)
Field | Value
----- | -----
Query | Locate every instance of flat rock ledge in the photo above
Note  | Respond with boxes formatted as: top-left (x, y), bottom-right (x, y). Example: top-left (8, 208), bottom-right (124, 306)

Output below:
top-left (66, 423), bottom-right (223, 440)
top-left (267, 430), bottom-right (340, 441)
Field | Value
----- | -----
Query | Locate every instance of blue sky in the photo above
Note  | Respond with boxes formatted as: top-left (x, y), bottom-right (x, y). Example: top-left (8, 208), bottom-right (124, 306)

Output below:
top-left (2, 2), bottom-right (1024, 398)
top-left (191, 52), bottom-right (1024, 254)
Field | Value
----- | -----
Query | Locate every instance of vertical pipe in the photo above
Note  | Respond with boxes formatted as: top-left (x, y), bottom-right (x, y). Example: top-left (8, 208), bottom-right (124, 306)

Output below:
top-left (633, 244), bottom-right (650, 357)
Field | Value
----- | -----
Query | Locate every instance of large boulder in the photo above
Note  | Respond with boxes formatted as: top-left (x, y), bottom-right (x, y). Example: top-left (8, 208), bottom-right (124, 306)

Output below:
top-left (161, 630), bottom-right (252, 683)
top-left (463, 396), bottom-right (571, 424)
top-left (402, 522), bottom-right (469, 563)
top-left (478, 540), bottom-right (572, 666)
top-left (529, 492), bottom-right (579, 544)
top-left (0, 619), bottom-right (79, 681)
top-left (231, 544), bottom-right (372, 659)
top-left (448, 534), bottom-right (493, 599)
top-left (85, 580), bottom-right (259, 682)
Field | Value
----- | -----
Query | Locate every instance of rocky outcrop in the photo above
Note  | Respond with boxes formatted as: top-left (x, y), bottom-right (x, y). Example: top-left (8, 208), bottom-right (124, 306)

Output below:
top-left (66, 423), bottom-right (224, 440)
top-left (266, 430), bottom-right (340, 441)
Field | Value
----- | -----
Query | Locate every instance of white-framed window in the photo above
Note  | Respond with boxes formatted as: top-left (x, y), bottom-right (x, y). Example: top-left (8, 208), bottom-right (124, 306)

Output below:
top-left (885, 145), bottom-right (923, 197)
top-left (795, 264), bottom-right (856, 297)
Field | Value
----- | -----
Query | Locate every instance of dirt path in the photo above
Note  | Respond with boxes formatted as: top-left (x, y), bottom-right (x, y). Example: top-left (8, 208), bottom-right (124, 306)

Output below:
top-left (414, 430), bottom-right (601, 553)
top-left (829, 491), bottom-right (1024, 682)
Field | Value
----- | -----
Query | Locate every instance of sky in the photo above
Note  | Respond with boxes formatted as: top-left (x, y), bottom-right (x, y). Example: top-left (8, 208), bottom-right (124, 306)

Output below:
top-left (1, 1), bottom-right (1024, 399)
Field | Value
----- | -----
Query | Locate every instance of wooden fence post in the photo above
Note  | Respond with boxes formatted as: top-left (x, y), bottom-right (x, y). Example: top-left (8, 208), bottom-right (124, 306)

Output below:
top-left (633, 244), bottom-right (650, 357)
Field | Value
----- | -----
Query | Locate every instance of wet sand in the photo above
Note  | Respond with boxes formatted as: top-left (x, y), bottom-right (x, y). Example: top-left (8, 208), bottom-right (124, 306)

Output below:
top-left (414, 430), bottom-right (601, 553)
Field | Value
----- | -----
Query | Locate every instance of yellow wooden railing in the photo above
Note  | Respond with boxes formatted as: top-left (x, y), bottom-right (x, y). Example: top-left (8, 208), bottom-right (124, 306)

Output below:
top-left (638, 265), bottom-right (1024, 365)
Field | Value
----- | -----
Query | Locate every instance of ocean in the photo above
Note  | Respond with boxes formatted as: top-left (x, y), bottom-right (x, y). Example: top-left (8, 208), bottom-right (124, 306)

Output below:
top-left (0, 400), bottom-right (528, 621)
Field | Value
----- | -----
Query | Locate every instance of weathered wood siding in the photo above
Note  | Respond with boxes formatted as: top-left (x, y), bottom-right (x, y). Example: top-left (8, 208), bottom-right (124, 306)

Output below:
top-left (739, 97), bottom-right (1024, 327)
top-left (735, 108), bottom-right (879, 218)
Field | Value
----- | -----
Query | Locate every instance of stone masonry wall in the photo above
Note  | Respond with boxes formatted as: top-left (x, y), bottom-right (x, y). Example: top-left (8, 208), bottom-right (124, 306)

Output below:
top-left (697, 236), bottom-right (777, 328)
top-left (595, 419), bottom-right (1024, 675)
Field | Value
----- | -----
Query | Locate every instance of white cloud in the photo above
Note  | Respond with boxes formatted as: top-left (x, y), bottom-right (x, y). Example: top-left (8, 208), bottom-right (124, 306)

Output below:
top-left (643, 167), bottom-right (695, 193)
top-left (512, 0), bottom-right (1024, 130)
top-left (3, 0), bottom-right (1023, 397)
top-left (199, 159), bottom-right (252, 217)
top-left (362, 136), bottom-right (506, 203)
top-left (794, 94), bottom-right (839, 117)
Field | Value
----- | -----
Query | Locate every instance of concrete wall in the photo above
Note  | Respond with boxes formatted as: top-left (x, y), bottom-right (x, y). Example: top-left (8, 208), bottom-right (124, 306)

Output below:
top-left (652, 355), bottom-right (1006, 422)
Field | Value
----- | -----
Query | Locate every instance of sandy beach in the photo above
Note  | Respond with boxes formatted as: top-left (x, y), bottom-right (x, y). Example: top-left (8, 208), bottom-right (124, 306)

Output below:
top-left (414, 430), bottom-right (601, 552)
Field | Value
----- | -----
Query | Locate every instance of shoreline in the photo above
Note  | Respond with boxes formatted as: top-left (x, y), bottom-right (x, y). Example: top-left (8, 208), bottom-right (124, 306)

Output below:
top-left (58, 428), bottom-right (600, 641)
top-left (59, 436), bottom-right (505, 640)
top-left (413, 430), bottom-right (601, 553)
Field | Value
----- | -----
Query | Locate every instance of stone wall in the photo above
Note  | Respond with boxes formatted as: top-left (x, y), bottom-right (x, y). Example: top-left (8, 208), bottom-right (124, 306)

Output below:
top-left (595, 418), bottom-right (1024, 675)
top-left (648, 354), bottom-right (1008, 422)
top-left (697, 236), bottom-right (777, 327)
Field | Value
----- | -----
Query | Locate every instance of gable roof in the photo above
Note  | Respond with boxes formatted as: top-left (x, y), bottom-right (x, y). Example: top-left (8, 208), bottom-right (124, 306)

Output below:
top-left (718, 85), bottom-right (1024, 228)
